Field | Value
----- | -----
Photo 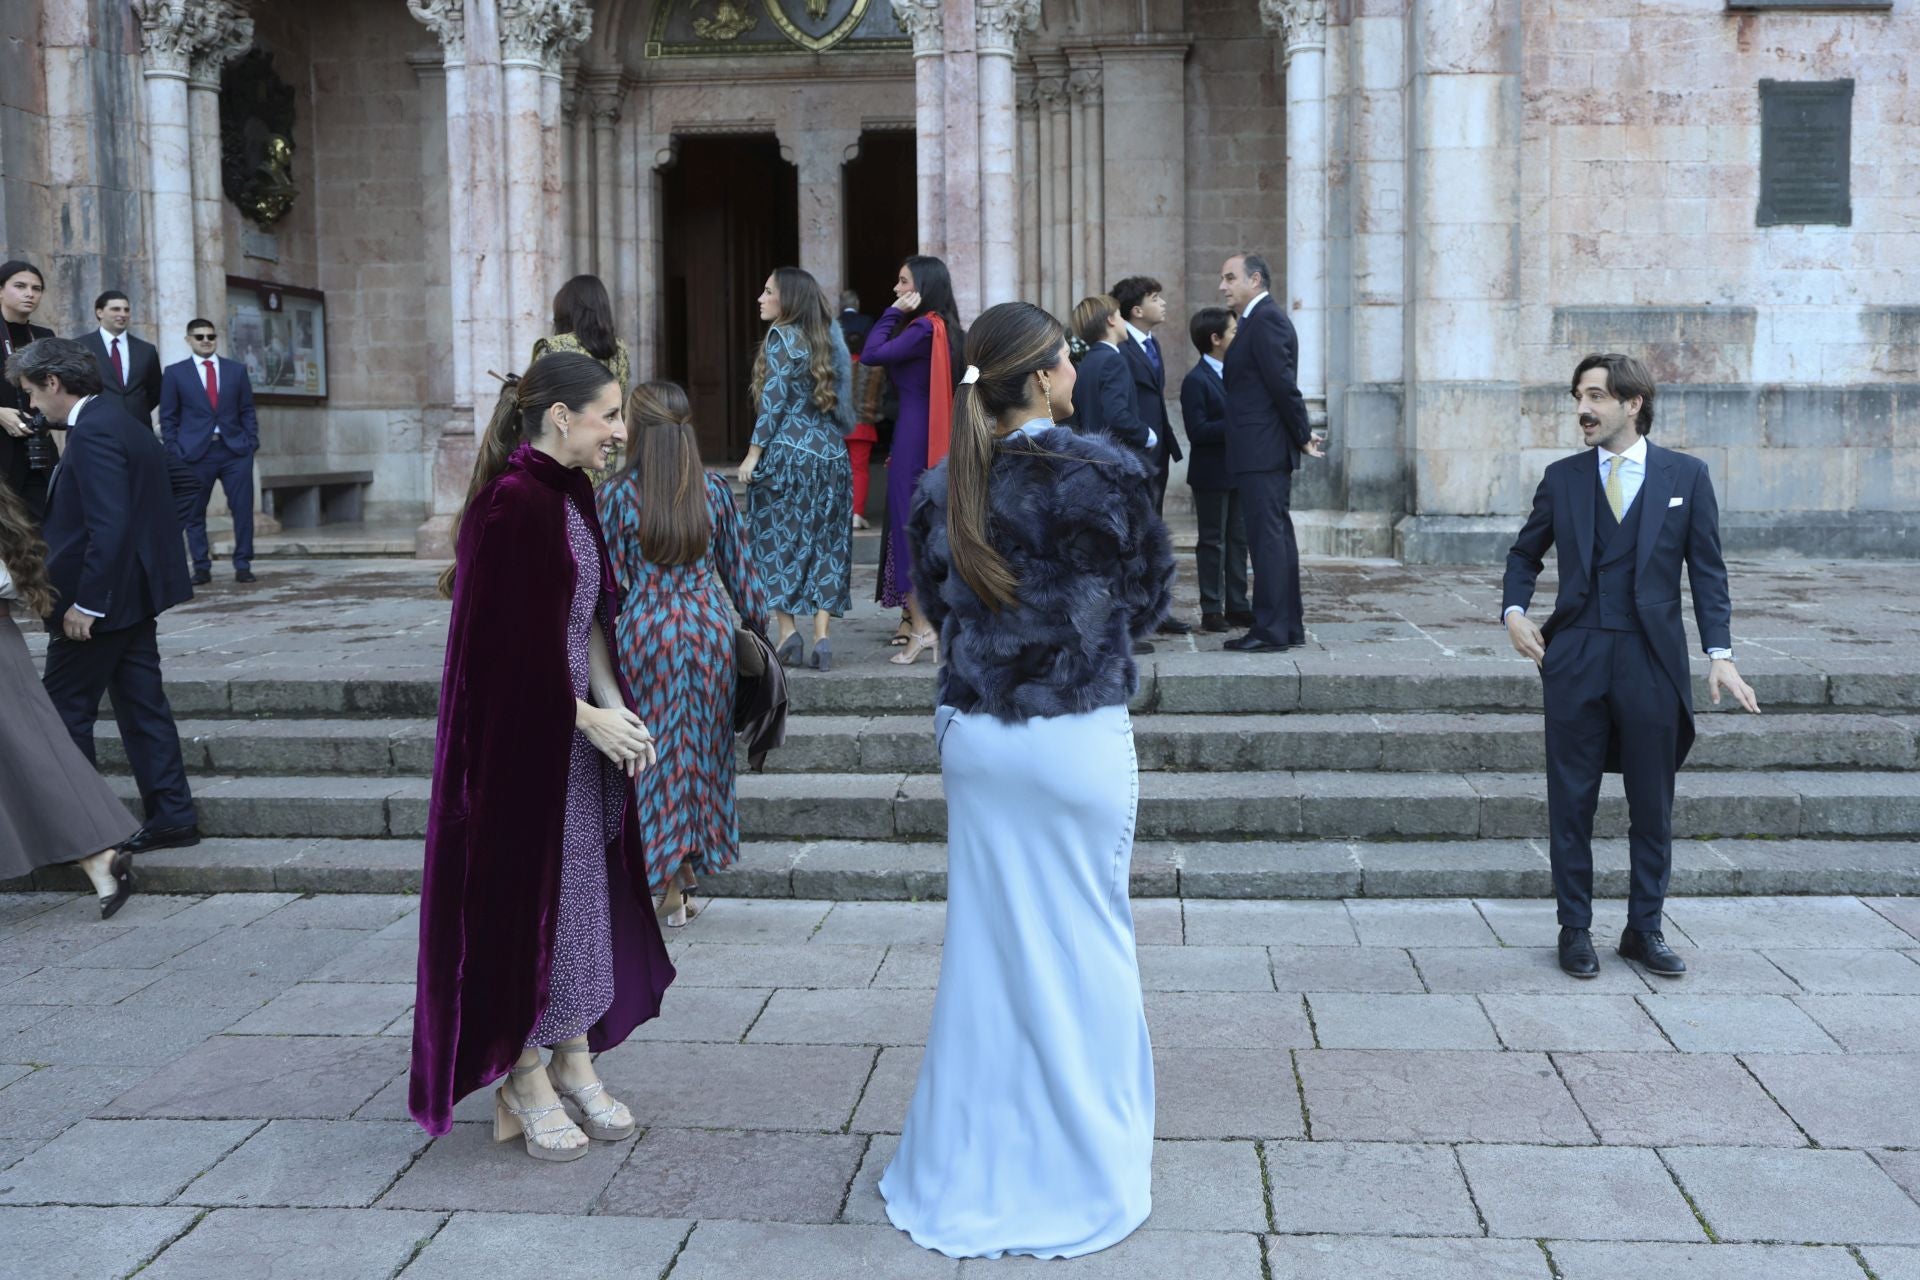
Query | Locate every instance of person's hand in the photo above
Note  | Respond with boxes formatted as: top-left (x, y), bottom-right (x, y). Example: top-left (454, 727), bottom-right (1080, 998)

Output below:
top-left (736, 457), bottom-right (756, 486)
top-left (62, 607), bottom-right (96, 642)
top-left (577, 702), bottom-right (654, 774)
top-left (1304, 438), bottom-right (1327, 459)
top-left (1709, 658), bottom-right (1761, 714)
top-left (896, 291), bottom-right (922, 313)
top-left (0, 408), bottom-right (29, 438)
top-left (1505, 610), bottom-right (1545, 667)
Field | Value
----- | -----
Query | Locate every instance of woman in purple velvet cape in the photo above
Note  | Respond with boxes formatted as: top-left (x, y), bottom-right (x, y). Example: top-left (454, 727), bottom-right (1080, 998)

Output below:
top-left (410, 353), bottom-right (675, 1155)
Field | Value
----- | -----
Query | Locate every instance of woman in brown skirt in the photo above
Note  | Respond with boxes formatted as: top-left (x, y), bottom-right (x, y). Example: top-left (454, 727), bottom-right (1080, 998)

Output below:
top-left (0, 475), bottom-right (137, 915)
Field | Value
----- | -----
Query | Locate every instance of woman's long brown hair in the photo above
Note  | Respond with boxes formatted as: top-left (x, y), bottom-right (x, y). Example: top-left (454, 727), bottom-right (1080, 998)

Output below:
top-left (437, 351), bottom-right (617, 598)
top-left (749, 266), bottom-right (839, 417)
top-left (0, 474), bottom-right (54, 617)
top-left (619, 380), bottom-right (710, 567)
top-left (947, 302), bottom-right (1069, 612)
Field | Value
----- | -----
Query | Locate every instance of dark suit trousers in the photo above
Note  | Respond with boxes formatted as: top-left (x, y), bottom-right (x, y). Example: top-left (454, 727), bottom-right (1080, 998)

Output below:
top-left (185, 439), bottom-right (256, 572)
top-left (1542, 627), bottom-right (1680, 932)
top-left (1238, 469), bottom-right (1302, 646)
top-left (1192, 488), bottom-right (1250, 616)
top-left (1148, 453), bottom-right (1171, 516)
top-left (42, 618), bottom-right (196, 830)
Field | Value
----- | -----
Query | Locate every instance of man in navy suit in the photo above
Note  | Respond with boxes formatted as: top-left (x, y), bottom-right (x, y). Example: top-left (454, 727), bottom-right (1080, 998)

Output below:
top-left (1180, 307), bottom-right (1251, 634)
top-left (1504, 353), bottom-right (1760, 980)
top-left (161, 318), bottom-right (261, 585)
top-left (79, 291), bottom-right (163, 424)
top-left (7, 337), bottom-right (200, 856)
top-left (1219, 253), bottom-right (1322, 653)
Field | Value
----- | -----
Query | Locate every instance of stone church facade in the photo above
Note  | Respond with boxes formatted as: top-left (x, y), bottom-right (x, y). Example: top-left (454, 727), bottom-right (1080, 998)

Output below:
top-left (2, 0), bottom-right (1914, 559)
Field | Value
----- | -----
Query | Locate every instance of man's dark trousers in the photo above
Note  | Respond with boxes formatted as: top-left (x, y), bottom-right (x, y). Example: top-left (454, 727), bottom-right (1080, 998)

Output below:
top-left (1193, 487), bottom-right (1249, 617)
top-left (1239, 470), bottom-right (1301, 646)
top-left (42, 619), bottom-right (196, 829)
top-left (185, 437), bottom-right (255, 575)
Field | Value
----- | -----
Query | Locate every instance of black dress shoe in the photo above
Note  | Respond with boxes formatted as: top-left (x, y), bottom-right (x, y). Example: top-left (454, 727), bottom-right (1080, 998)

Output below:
top-left (99, 849), bottom-right (135, 919)
top-left (1559, 926), bottom-right (1600, 978)
top-left (191, 569), bottom-right (212, 586)
top-left (123, 824), bottom-right (202, 855)
top-left (1223, 634), bottom-right (1290, 653)
top-left (1131, 639), bottom-right (1156, 655)
top-left (1200, 613), bottom-right (1230, 633)
top-left (1618, 927), bottom-right (1687, 977)
top-left (234, 568), bottom-right (257, 583)
top-left (1225, 610), bottom-right (1256, 628)
top-left (1156, 617), bottom-right (1193, 635)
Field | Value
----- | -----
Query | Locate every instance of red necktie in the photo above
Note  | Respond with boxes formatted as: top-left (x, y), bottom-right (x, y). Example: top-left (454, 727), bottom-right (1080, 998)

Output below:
top-left (110, 338), bottom-right (124, 384)
top-left (204, 359), bottom-right (219, 410)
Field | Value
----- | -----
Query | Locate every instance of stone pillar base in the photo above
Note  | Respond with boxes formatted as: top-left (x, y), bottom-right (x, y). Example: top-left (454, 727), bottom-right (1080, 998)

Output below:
top-left (415, 427), bottom-right (479, 559)
top-left (1296, 510), bottom-right (1397, 560)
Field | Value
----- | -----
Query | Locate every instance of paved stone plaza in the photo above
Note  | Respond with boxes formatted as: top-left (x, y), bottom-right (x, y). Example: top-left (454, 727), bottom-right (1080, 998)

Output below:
top-left (1, 889), bottom-right (1919, 1278)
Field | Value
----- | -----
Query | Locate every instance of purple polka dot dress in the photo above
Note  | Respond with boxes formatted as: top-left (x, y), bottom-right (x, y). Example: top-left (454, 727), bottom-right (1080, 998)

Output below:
top-left (525, 500), bottom-right (625, 1047)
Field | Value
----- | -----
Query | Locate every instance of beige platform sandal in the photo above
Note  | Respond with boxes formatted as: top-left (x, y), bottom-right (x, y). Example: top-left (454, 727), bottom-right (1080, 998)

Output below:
top-left (493, 1060), bottom-right (590, 1162)
top-left (546, 1042), bottom-right (637, 1141)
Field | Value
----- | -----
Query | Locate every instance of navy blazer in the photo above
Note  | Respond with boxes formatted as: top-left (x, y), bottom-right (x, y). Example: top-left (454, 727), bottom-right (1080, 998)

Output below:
top-left (1070, 342), bottom-right (1151, 452)
top-left (1222, 295), bottom-right (1311, 476)
top-left (159, 355), bottom-right (260, 461)
top-left (1120, 334), bottom-right (1183, 465)
top-left (42, 398), bottom-right (193, 631)
top-left (1180, 359), bottom-right (1232, 491)
top-left (80, 330), bottom-right (163, 423)
top-left (1502, 441), bottom-right (1733, 745)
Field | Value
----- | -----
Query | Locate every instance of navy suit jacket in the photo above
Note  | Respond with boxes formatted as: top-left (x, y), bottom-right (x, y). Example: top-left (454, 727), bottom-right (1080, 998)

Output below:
top-left (1502, 441), bottom-right (1733, 731)
top-left (160, 355), bottom-right (260, 461)
top-left (42, 398), bottom-right (193, 631)
top-left (1071, 342), bottom-right (1151, 452)
top-left (1180, 359), bottom-right (1232, 491)
top-left (1221, 295), bottom-right (1311, 476)
top-left (80, 330), bottom-right (163, 423)
top-left (1120, 334), bottom-right (1183, 465)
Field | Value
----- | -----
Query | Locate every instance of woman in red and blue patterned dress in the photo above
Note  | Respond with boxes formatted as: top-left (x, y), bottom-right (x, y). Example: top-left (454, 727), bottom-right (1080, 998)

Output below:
top-left (598, 380), bottom-right (768, 927)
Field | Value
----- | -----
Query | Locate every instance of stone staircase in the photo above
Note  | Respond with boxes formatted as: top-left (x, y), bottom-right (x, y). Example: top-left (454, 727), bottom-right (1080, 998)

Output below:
top-left (53, 654), bottom-right (1920, 901)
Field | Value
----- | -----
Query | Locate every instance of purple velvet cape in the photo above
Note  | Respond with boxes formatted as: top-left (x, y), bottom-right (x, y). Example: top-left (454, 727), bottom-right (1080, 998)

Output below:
top-left (409, 442), bottom-right (675, 1136)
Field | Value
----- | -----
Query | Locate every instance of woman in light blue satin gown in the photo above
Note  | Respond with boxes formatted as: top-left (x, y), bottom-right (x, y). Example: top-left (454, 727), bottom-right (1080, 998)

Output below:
top-left (884, 301), bottom-right (1175, 1260)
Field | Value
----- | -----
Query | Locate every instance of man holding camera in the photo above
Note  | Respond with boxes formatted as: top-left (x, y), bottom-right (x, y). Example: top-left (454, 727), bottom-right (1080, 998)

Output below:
top-left (0, 260), bottom-right (56, 522)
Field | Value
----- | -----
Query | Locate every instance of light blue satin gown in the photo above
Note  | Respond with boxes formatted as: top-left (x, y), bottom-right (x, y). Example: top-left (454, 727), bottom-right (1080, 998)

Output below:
top-left (879, 695), bottom-right (1155, 1259)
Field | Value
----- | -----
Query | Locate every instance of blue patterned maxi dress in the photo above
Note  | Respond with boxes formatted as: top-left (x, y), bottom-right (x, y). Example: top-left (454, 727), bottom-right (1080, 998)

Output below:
top-left (746, 325), bottom-right (854, 616)
top-left (598, 471), bottom-right (769, 891)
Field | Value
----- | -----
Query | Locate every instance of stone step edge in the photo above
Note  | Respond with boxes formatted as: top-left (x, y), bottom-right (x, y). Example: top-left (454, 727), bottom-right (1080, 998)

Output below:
top-left (16, 836), bottom-right (1920, 902)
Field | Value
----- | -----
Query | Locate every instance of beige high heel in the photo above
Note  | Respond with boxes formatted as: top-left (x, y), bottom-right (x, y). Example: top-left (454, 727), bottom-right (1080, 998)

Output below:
top-left (493, 1061), bottom-right (588, 1162)
top-left (546, 1043), bottom-right (636, 1141)
top-left (890, 629), bottom-right (938, 666)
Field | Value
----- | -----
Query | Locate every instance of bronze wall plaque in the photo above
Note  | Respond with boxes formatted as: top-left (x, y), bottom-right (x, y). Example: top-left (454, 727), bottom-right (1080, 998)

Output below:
top-left (1758, 79), bottom-right (1853, 227)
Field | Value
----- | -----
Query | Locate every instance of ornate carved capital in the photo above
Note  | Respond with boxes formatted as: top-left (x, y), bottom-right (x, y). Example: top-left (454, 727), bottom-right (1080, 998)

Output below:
top-left (1067, 65), bottom-right (1102, 107)
top-left (976, 0), bottom-right (1041, 58)
top-left (1037, 69), bottom-right (1069, 114)
top-left (1016, 77), bottom-right (1039, 116)
top-left (891, 0), bottom-right (943, 58)
top-left (1258, 0), bottom-right (1328, 57)
top-left (586, 73), bottom-right (624, 128)
top-left (407, 0), bottom-right (466, 63)
top-left (499, 0), bottom-right (592, 67)
top-left (187, 1), bottom-right (253, 90)
top-left (545, 0), bottom-right (592, 73)
top-left (136, 0), bottom-right (222, 79)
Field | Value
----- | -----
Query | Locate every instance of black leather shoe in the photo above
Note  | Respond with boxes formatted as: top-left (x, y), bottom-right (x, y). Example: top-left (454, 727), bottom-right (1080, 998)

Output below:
top-left (1131, 639), bottom-right (1156, 655)
top-left (1201, 613), bottom-right (1230, 633)
top-left (191, 569), bottom-right (212, 586)
top-left (234, 568), bottom-right (257, 583)
top-left (1156, 617), bottom-right (1194, 635)
top-left (1225, 610), bottom-right (1256, 628)
top-left (1223, 634), bottom-right (1291, 653)
top-left (1619, 928), bottom-right (1687, 977)
top-left (123, 824), bottom-right (201, 855)
top-left (1559, 926), bottom-right (1600, 978)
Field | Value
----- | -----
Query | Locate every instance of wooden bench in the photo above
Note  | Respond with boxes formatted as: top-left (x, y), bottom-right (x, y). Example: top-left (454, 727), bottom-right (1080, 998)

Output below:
top-left (261, 470), bottom-right (374, 529)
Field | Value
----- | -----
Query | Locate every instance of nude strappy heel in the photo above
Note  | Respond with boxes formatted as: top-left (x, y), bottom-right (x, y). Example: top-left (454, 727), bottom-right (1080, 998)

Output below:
top-left (890, 629), bottom-right (938, 666)
top-left (493, 1060), bottom-right (588, 1161)
top-left (546, 1043), bottom-right (637, 1141)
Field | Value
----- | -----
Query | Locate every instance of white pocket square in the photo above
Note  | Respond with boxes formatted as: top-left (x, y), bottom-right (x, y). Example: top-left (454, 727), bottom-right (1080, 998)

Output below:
top-left (1668, 496), bottom-right (1684, 507)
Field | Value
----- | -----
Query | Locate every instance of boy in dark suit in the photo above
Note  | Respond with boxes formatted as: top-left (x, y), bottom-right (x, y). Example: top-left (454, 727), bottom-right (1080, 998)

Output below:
top-left (80, 291), bottom-right (163, 424)
top-left (1181, 307), bottom-right (1250, 633)
top-left (1070, 295), bottom-right (1156, 654)
top-left (160, 317), bottom-right (262, 585)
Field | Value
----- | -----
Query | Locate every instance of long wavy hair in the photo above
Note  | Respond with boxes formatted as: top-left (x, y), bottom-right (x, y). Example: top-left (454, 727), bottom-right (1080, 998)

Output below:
top-left (437, 351), bottom-right (617, 598)
top-left (946, 302), bottom-right (1070, 612)
top-left (0, 473), bottom-right (53, 617)
top-left (900, 254), bottom-right (965, 381)
top-left (749, 266), bottom-right (839, 417)
top-left (619, 380), bottom-right (711, 568)
top-left (552, 274), bottom-right (618, 363)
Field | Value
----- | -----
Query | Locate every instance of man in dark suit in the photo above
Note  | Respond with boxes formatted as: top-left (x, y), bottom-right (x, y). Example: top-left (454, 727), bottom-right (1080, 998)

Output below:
top-left (1219, 253), bottom-right (1322, 653)
top-left (837, 291), bottom-right (875, 356)
top-left (1181, 307), bottom-right (1251, 634)
top-left (7, 337), bottom-right (200, 856)
top-left (80, 291), bottom-right (164, 424)
top-left (1110, 276), bottom-right (1191, 635)
top-left (1503, 353), bottom-right (1760, 980)
top-left (161, 317), bottom-right (262, 585)
top-left (0, 259), bottom-right (57, 522)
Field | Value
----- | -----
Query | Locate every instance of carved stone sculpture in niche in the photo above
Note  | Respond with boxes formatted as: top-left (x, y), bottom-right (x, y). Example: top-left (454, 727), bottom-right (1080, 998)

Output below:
top-left (692, 0), bottom-right (759, 40)
top-left (220, 48), bottom-right (299, 228)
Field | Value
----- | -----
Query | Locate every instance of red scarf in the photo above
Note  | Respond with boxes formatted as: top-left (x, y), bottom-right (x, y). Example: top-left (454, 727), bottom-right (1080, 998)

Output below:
top-left (927, 313), bottom-right (954, 467)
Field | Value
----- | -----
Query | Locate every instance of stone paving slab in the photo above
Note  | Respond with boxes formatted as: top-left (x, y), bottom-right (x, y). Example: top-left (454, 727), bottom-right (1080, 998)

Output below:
top-left (1264, 1234), bottom-right (1552, 1279)
top-left (136, 1206), bottom-right (444, 1280)
top-left (1551, 1053), bottom-right (1806, 1148)
top-left (1458, 1144), bottom-right (1707, 1242)
top-left (1265, 1140), bottom-right (1480, 1236)
top-left (1549, 1241), bottom-right (1868, 1280)
top-left (178, 1118), bottom-right (430, 1209)
top-left (0, 1206), bottom-right (200, 1280)
top-left (0, 1118), bottom-right (259, 1206)
top-left (1664, 1146), bottom-right (1920, 1244)
top-left (1296, 1050), bottom-right (1593, 1144)
top-left (598, 1128), bottom-right (864, 1224)
top-left (1741, 1054), bottom-right (1920, 1147)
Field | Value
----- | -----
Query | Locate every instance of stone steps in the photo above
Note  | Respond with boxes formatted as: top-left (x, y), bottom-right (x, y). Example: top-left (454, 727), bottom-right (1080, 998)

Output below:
top-left (94, 711), bottom-right (1920, 777)
top-left (108, 769), bottom-right (1920, 843)
top-left (20, 834), bottom-right (1920, 901)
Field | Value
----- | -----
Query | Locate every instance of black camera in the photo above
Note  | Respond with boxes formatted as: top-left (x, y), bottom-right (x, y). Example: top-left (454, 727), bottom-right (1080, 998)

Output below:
top-left (23, 409), bottom-right (58, 472)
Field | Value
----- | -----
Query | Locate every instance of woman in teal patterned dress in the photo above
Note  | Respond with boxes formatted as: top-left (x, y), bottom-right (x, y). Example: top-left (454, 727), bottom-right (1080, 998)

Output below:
top-left (599, 381), bottom-right (768, 927)
top-left (737, 266), bottom-right (854, 671)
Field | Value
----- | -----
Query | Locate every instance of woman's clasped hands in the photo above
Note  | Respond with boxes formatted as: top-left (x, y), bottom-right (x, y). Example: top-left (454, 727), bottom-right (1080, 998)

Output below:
top-left (577, 700), bottom-right (658, 777)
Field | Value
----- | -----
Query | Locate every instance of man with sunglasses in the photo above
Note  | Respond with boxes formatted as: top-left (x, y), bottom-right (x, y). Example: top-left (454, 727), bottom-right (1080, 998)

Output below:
top-left (160, 319), bottom-right (261, 585)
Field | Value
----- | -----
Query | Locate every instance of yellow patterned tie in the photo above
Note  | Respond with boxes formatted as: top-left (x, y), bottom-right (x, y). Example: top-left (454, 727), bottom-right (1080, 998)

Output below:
top-left (1605, 455), bottom-right (1625, 521)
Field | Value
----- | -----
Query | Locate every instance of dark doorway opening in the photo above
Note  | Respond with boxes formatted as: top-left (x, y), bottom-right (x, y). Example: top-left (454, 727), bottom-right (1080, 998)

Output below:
top-left (842, 131), bottom-right (918, 343)
top-left (661, 135), bottom-right (799, 461)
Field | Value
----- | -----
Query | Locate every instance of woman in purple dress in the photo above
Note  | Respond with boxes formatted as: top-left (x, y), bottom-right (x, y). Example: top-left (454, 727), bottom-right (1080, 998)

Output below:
top-left (859, 255), bottom-right (964, 666)
top-left (411, 352), bottom-right (675, 1162)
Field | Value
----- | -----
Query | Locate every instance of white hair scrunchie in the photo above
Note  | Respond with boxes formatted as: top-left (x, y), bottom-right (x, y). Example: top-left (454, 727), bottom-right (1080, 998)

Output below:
top-left (959, 365), bottom-right (981, 385)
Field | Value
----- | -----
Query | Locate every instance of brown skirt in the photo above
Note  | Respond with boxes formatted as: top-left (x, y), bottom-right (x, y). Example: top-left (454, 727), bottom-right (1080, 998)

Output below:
top-left (0, 606), bottom-right (137, 881)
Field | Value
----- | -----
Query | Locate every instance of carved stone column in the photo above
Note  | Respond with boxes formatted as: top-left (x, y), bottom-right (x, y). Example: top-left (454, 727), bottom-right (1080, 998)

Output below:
top-left (565, 74), bottom-right (591, 276)
top-left (1071, 59), bottom-right (1104, 297)
top-left (186, 2), bottom-right (251, 332)
top-left (941, 0), bottom-right (981, 316)
top-left (499, 0), bottom-right (588, 365)
top-left (1037, 57), bottom-right (1071, 319)
top-left (587, 72), bottom-right (623, 286)
top-left (975, 0), bottom-right (1038, 309)
top-left (794, 129), bottom-right (860, 296)
top-left (1260, 0), bottom-right (1329, 424)
top-left (1016, 74), bottom-right (1039, 303)
top-left (541, 11), bottom-right (589, 298)
top-left (136, 2), bottom-right (211, 366)
top-left (1066, 58), bottom-right (1088, 301)
top-left (892, 0), bottom-right (945, 255)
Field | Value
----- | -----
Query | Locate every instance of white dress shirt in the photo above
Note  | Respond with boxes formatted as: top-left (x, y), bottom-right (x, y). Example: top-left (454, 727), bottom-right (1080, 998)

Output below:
top-left (1240, 290), bottom-right (1270, 320)
top-left (1203, 354), bottom-right (1224, 377)
top-left (98, 328), bottom-right (129, 385)
top-left (1098, 340), bottom-right (1156, 450)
